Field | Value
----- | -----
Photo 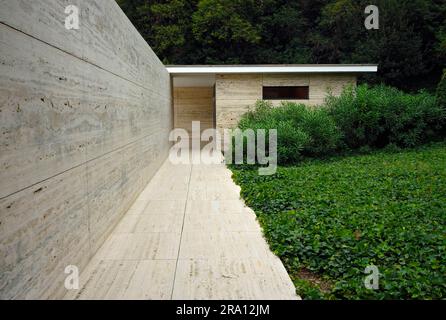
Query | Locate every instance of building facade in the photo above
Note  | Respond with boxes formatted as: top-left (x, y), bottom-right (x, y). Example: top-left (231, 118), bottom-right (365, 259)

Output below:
top-left (167, 65), bottom-right (377, 134)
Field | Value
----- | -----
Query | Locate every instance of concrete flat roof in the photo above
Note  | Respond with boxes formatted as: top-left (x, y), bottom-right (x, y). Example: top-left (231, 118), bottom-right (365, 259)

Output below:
top-left (166, 64), bottom-right (378, 74)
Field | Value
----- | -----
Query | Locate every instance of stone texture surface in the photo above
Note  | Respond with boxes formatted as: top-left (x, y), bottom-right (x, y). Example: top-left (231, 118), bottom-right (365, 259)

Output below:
top-left (174, 87), bottom-right (214, 135)
top-left (0, 1), bottom-right (171, 299)
top-left (64, 153), bottom-right (298, 300)
top-left (215, 73), bottom-right (356, 130)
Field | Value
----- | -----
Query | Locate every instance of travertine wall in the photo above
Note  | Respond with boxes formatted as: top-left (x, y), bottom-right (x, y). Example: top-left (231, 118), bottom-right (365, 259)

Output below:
top-left (0, 0), bottom-right (172, 299)
top-left (174, 87), bottom-right (214, 135)
top-left (215, 73), bottom-right (356, 130)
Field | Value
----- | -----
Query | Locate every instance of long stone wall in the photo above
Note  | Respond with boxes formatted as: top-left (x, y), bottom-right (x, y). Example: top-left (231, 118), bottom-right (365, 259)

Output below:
top-left (0, 0), bottom-right (172, 299)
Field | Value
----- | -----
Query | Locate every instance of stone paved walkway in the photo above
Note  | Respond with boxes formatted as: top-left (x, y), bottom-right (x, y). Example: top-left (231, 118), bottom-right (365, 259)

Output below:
top-left (65, 151), bottom-right (298, 300)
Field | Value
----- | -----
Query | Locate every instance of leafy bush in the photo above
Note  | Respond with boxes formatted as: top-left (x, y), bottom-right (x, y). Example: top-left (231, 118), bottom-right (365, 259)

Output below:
top-left (437, 69), bottom-right (446, 111)
top-left (234, 84), bottom-right (444, 167)
top-left (231, 143), bottom-right (446, 299)
top-left (268, 101), bottom-right (341, 157)
top-left (327, 84), bottom-right (445, 149)
top-left (237, 100), bottom-right (341, 164)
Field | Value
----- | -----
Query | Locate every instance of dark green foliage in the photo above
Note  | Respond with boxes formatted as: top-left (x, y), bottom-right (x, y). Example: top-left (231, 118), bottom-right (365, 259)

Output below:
top-left (327, 84), bottom-right (445, 149)
top-left (230, 143), bottom-right (446, 299)
top-left (116, 0), bottom-right (199, 64)
top-left (316, 0), bottom-right (444, 90)
top-left (117, 0), bottom-right (445, 91)
top-left (437, 70), bottom-right (446, 110)
top-left (237, 101), bottom-right (341, 164)
top-left (295, 104), bottom-right (341, 156)
top-left (191, 0), bottom-right (262, 64)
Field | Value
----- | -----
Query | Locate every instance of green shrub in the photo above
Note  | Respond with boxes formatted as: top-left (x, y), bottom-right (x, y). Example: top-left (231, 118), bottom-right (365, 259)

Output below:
top-left (297, 107), bottom-right (341, 156)
top-left (274, 121), bottom-right (310, 163)
top-left (237, 100), bottom-right (341, 164)
top-left (327, 84), bottom-right (444, 149)
top-left (234, 84), bottom-right (444, 165)
top-left (437, 69), bottom-right (446, 110)
top-left (436, 70), bottom-right (446, 137)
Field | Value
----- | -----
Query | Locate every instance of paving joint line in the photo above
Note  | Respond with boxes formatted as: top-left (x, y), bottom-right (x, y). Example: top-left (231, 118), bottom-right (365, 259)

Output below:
top-left (169, 163), bottom-right (193, 299)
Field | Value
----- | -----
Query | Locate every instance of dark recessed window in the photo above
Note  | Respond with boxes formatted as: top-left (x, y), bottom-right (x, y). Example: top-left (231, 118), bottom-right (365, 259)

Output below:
top-left (263, 86), bottom-right (309, 100)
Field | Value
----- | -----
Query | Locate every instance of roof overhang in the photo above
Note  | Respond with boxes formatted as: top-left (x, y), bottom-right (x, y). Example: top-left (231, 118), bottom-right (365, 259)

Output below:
top-left (166, 64), bottom-right (378, 75)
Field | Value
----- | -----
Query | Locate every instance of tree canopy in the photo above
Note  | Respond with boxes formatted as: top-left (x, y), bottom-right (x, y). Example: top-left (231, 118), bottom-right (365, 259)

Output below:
top-left (117, 0), bottom-right (445, 91)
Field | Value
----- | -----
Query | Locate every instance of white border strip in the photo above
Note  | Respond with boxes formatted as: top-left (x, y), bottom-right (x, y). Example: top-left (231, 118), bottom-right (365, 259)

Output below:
top-left (167, 65), bottom-right (378, 74)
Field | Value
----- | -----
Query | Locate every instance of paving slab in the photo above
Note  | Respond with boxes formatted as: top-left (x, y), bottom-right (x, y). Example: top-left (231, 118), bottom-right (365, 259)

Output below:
top-left (64, 152), bottom-right (298, 300)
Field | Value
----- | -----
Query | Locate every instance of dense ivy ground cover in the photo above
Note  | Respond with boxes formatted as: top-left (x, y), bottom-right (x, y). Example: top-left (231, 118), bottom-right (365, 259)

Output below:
top-left (230, 143), bottom-right (446, 299)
